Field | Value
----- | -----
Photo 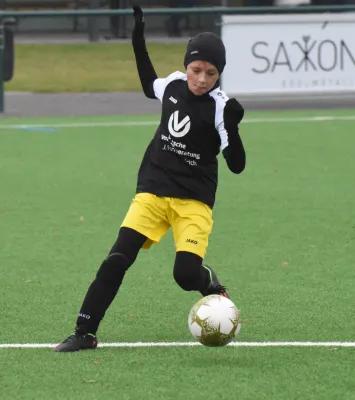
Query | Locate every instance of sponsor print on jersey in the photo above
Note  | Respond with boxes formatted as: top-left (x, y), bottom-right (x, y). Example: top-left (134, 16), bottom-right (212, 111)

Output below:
top-left (168, 111), bottom-right (191, 138)
top-left (162, 111), bottom-right (200, 167)
top-left (161, 134), bottom-right (200, 167)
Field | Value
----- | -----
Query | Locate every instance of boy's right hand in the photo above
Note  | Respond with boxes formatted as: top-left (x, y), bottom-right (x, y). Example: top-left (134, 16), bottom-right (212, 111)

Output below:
top-left (133, 5), bottom-right (145, 38)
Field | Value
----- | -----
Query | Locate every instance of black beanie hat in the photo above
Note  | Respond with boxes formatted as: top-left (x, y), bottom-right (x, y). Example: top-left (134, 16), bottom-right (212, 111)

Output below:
top-left (183, 32), bottom-right (226, 75)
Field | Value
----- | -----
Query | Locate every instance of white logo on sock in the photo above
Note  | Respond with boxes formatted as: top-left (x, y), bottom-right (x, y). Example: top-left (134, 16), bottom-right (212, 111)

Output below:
top-left (78, 313), bottom-right (91, 320)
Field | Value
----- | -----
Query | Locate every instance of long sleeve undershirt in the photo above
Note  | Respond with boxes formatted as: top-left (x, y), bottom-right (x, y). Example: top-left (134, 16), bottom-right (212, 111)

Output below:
top-left (132, 35), bottom-right (157, 99)
top-left (222, 128), bottom-right (246, 174)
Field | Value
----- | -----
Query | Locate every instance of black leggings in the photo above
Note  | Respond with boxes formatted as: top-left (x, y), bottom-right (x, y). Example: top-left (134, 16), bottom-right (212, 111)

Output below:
top-left (108, 227), bottom-right (208, 290)
top-left (76, 227), bottom-right (209, 333)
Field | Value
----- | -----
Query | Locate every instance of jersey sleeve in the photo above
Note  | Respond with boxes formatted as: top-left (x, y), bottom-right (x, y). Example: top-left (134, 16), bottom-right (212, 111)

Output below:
top-left (211, 89), bottom-right (246, 174)
top-left (153, 71), bottom-right (186, 102)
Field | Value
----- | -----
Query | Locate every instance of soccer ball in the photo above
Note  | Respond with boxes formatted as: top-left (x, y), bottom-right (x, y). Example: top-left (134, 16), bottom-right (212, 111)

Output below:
top-left (188, 295), bottom-right (241, 347)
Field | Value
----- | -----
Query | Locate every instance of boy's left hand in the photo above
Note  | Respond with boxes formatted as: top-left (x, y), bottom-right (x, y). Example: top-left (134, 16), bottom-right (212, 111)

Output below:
top-left (223, 98), bottom-right (244, 131)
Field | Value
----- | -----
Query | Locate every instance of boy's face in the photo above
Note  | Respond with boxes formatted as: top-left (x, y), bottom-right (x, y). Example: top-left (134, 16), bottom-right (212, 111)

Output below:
top-left (186, 61), bottom-right (219, 96)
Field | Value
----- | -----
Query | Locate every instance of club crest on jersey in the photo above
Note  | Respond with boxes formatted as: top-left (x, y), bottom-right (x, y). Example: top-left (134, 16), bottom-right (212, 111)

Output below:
top-left (168, 110), bottom-right (191, 138)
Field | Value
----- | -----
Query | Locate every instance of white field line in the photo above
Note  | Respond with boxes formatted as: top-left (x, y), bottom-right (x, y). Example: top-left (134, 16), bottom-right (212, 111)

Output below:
top-left (0, 115), bottom-right (354, 131)
top-left (1, 341), bottom-right (355, 349)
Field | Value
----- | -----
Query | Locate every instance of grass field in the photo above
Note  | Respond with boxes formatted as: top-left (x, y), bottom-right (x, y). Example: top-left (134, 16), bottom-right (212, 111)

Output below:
top-left (6, 43), bottom-right (186, 92)
top-left (1, 109), bottom-right (355, 400)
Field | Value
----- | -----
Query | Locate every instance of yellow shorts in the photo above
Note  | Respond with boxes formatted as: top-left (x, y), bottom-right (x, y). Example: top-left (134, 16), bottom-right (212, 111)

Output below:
top-left (120, 193), bottom-right (213, 259)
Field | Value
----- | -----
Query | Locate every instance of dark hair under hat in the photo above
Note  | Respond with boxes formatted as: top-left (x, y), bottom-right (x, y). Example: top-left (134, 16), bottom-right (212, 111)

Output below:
top-left (183, 32), bottom-right (226, 75)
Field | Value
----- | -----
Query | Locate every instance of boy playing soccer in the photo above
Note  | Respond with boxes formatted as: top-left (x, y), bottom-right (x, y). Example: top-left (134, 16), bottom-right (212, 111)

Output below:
top-left (54, 5), bottom-right (246, 352)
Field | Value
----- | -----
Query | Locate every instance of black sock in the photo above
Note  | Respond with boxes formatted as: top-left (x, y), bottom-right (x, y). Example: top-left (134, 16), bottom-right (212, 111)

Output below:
top-left (76, 253), bottom-right (131, 335)
top-left (75, 227), bottom-right (147, 335)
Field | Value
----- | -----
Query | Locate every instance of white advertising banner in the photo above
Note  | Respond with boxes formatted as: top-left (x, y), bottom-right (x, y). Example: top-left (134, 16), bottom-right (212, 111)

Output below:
top-left (221, 13), bottom-right (355, 95)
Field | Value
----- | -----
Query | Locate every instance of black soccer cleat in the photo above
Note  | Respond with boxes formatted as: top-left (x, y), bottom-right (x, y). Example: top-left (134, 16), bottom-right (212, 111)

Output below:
top-left (201, 264), bottom-right (243, 336)
top-left (54, 329), bottom-right (98, 353)
top-left (200, 264), bottom-right (230, 299)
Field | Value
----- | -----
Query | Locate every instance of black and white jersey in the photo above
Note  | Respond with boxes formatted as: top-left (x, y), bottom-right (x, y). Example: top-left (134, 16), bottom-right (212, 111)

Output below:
top-left (136, 71), bottom-right (235, 209)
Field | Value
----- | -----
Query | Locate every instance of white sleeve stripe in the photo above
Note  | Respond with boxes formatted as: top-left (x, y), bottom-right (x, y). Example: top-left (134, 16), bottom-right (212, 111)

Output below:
top-left (209, 88), bottom-right (229, 149)
top-left (218, 122), bottom-right (229, 150)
